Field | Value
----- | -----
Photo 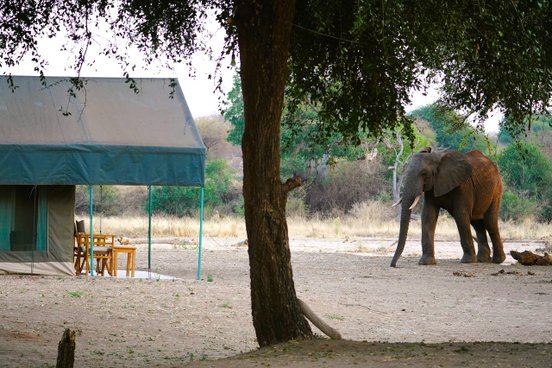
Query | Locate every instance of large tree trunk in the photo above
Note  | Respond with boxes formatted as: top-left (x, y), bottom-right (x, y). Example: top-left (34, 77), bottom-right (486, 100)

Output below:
top-left (235, 0), bottom-right (313, 346)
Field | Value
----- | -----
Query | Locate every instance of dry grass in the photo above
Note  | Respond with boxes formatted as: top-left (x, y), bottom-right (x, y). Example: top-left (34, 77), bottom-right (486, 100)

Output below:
top-left (79, 201), bottom-right (551, 241)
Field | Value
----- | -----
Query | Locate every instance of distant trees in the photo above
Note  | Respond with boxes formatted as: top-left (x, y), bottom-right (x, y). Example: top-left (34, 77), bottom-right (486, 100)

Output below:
top-left (223, 81), bottom-right (552, 224)
top-left (149, 159), bottom-right (241, 217)
top-left (143, 101), bottom-right (552, 225)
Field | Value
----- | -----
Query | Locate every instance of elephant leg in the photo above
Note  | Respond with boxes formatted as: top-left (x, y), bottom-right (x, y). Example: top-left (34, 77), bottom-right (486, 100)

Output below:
top-left (484, 203), bottom-right (506, 264)
top-left (471, 220), bottom-right (491, 262)
top-left (454, 212), bottom-right (477, 263)
top-left (419, 203), bottom-right (438, 265)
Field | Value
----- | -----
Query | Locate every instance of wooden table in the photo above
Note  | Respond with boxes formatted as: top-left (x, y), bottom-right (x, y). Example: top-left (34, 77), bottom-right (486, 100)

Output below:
top-left (112, 246), bottom-right (136, 277)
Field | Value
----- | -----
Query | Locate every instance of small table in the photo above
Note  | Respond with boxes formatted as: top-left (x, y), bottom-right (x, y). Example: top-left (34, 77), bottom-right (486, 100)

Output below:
top-left (112, 246), bottom-right (137, 277)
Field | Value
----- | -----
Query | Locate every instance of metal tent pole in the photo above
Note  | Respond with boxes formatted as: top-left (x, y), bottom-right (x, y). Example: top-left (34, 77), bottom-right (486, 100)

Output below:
top-left (148, 185), bottom-right (152, 275)
top-left (197, 186), bottom-right (205, 280)
top-left (88, 185), bottom-right (95, 276)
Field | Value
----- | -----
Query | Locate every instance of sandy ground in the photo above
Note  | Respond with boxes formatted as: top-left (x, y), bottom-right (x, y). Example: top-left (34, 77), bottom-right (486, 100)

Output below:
top-left (1, 237), bottom-right (551, 367)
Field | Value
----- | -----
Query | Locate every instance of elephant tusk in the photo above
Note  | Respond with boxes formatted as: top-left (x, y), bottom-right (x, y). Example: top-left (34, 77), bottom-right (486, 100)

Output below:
top-left (391, 198), bottom-right (402, 207)
top-left (409, 195), bottom-right (422, 210)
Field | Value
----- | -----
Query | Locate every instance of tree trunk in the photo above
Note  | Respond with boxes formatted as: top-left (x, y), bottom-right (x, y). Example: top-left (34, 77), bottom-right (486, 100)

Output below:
top-left (234, 0), bottom-right (313, 346)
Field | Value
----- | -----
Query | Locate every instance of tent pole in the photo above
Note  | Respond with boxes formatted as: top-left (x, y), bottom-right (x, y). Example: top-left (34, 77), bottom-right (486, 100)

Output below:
top-left (89, 185), bottom-right (95, 276)
top-left (197, 186), bottom-right (205, 280)
top-left (148, 185), bottom-right (152, 275)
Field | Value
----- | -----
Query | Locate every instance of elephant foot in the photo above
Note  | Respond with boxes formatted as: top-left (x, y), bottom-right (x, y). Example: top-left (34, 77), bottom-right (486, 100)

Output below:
top-left (460, 254), bottom-right (477, 263)
top-left (492, 252), bottom-right (506, 264)
top-left (477, 253), bottom-right (492, 263)
top-left (418, 255), bottom-right (436, 265)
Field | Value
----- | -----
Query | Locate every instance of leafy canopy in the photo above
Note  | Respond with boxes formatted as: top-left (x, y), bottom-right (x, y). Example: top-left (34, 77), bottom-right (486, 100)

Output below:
top-left (287, 0), bottom-right (551, 143)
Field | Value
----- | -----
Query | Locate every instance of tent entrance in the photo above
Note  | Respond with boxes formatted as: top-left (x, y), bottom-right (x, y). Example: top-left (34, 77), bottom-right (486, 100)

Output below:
top-left (0, 186), bottom-right (47, 252)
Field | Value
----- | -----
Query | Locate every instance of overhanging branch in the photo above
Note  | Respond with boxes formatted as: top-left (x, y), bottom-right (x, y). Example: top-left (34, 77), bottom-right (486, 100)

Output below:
top-left (282, 174), bottom-right (303, 196)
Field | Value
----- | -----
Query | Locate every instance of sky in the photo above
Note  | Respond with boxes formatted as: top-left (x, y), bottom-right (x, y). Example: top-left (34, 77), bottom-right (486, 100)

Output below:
top-left (0, 26), bottom-right (500, 132)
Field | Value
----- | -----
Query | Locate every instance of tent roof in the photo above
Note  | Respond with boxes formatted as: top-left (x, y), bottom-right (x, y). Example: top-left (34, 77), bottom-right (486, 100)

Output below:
top-left (0, 76), bottom-right (206, 186)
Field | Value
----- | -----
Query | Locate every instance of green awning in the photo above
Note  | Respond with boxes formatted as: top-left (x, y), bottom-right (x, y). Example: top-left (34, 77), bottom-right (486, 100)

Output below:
top-left (0, 76), bottom-right (206, 186)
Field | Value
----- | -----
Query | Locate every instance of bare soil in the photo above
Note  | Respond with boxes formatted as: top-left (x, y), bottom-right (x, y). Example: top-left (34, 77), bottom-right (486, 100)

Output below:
top-left (1, 237), bottom-right (551, 367)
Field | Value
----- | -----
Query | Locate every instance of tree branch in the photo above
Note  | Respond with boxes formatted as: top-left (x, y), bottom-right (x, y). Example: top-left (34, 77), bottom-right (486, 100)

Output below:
top-left (298, 298), bottom-right (342, 340)
top-left (282, 174), bottom-right (303, 195)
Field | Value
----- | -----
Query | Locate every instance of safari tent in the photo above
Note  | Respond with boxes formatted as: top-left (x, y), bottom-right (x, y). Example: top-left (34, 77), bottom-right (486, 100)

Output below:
top-left (0, 76), bottom-right (206, 276)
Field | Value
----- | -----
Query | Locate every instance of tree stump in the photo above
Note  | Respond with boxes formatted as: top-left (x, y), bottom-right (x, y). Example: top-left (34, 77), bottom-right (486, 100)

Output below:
top-left (56, 328), bottom-right (75, 368)
top-left (510, 250), bottom-right (552, 266)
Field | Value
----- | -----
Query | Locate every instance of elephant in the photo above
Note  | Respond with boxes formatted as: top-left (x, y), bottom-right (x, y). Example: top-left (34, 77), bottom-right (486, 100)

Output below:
top-left (390, 149), bottom-right (506, 267)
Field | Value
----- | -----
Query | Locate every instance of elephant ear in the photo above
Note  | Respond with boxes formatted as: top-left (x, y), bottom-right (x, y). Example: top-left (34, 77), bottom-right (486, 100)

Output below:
top-left (434, 151), bottom-right (472, 197)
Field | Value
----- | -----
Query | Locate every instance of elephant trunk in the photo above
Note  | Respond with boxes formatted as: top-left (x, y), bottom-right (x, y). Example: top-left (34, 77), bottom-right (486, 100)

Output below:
top-left (390, 199), bottom-right (415, 267)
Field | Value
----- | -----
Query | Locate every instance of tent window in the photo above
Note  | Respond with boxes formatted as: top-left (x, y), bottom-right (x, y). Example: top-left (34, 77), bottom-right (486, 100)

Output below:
top-left (0, 186), bottom-right (48, 252)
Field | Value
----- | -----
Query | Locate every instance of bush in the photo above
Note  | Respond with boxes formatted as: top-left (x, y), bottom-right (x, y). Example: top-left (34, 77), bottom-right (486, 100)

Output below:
top-left (500, 191), bottom-right (536, 222)
top-left (305, 159), bottom-right (387, 216)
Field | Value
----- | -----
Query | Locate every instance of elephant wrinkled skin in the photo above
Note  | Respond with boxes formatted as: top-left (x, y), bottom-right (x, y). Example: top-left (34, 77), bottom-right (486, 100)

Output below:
top-left (391, 149), bottom-right (506, 267)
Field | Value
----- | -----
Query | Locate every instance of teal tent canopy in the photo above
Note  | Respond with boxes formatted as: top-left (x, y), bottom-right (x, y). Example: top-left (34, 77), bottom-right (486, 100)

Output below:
top-left (0, 76), bottom-right (206, 276)
top-left (0, 76), bottom-right (206, 186)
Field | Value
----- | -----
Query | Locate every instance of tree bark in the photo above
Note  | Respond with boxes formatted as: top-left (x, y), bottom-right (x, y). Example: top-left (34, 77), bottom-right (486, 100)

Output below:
top-left (235, 0), bottom-right (313, 346)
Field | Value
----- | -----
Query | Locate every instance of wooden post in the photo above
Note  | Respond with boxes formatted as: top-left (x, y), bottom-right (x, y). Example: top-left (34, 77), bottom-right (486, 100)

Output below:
top-left (56, 328), bottom-right (75, 368)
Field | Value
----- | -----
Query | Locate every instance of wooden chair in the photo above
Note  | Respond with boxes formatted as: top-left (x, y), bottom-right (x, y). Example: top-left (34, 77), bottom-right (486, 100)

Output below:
top-left (90, 234), bottom-right (115, 276)
top-left (74, 221), bottom-right (115, 276)
top-left (74, 222), bottom-right (87, 275)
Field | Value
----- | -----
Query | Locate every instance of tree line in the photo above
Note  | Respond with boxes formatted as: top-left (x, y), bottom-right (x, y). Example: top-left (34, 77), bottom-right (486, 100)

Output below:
top-left (78, 98), bottom-right (552, 224)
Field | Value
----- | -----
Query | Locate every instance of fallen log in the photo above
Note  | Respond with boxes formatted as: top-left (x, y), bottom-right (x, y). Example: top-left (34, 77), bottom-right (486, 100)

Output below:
top-left (510, 250), bottom-right (552, 266)
top-left (297, 298), bottom-right (342, 340)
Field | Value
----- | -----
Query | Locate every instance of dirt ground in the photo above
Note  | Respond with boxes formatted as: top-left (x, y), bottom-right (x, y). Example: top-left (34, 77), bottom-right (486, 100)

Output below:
top-left (1, 237), bottom-right (551, 367)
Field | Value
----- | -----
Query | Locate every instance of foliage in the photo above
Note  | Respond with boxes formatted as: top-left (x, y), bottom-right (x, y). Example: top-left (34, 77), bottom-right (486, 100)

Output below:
top-left (149, 159), bottom-right (240, 217)
top-left (498, 115), bottom-right (552, 160)
top-left (305, 158), bottom-right (387, 215)
top-left (223, 75), bottom-right (245, 147)
top-left (75, 185), bottom-right (119, 216)
top-left (409, 105), bottom-right (489, 153)
top-left (498, 142), bottom-right (552, 222)
top-left (500, 191), bottom-right (537, 222)
top-left (224, 73), bottom-right (365, 179)
top-left (288, 1), bottom-right (551, 144)
top-left (498, 143), bottom-right (552, 196)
